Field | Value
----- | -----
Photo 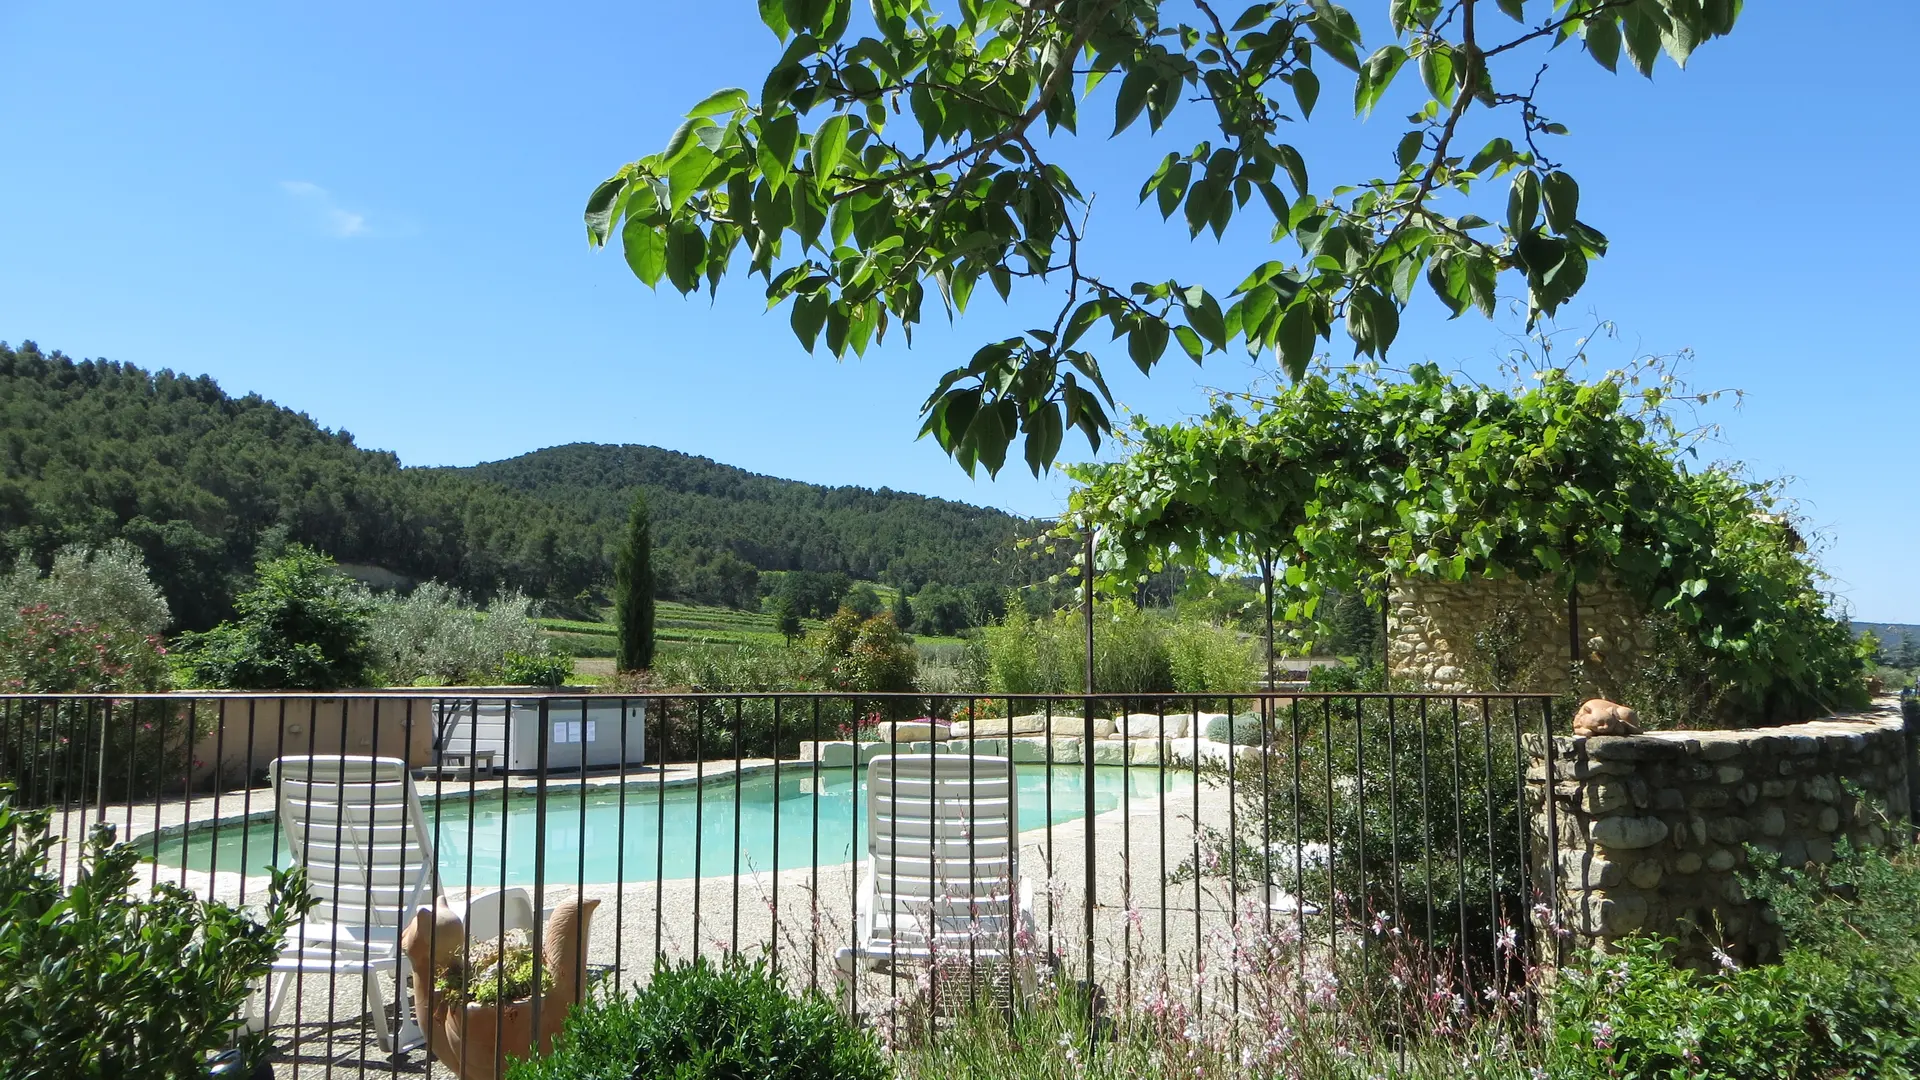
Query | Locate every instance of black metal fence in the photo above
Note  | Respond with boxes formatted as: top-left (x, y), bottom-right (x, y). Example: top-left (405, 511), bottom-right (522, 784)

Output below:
top-left (1, 690), bottom-right (1560, 1077)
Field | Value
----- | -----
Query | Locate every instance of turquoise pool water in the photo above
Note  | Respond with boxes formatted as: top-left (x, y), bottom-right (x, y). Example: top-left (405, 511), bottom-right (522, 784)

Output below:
top-left (153, 763), bottom-right (1188, 885)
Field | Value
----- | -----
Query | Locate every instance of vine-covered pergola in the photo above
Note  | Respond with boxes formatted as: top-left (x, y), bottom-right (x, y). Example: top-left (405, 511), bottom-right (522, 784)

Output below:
top-left (1064, 364), bottom-right (1864, 720)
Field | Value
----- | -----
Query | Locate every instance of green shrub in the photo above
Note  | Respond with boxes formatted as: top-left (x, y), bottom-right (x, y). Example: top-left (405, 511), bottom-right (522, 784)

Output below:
top-left (500, 651), bottom-right (574, 687)
top-left (367, 582), bottom-right (554, 685)
top-left (0, 793), bottom-right (310, 1079)
top-left (0, 540), bottom-right (172, 637)
top-left (1548, 842), bottom-right (1920, 1079)
top-left (506, 956), bottom-right (888, 1080)
top-left (1166, 617), bottom-right (1260, 704)
top-left (173, 546), bottom-right (377, 690)
top-left (1202, 712), bottom-right (1264, 745)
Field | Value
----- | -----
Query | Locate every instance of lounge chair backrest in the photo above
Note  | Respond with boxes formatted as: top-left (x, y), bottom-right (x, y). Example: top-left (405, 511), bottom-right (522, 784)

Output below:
top-left (272, 755), bottom-right (436, 937)
top-left (864, 754), bottom-right (1018, 949)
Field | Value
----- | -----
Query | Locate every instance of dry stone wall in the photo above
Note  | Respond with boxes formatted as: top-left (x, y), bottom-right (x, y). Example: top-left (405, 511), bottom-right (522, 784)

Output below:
top-left (1530, 703), bottom-right (1912, 967)
top-left (1389, 575), bottom-right (1650, 698)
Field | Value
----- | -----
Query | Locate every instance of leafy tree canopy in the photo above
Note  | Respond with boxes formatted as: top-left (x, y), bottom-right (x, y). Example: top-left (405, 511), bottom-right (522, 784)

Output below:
top-left (1066, 361), bottom-right (1864, 718)
top-left (589, 0), bottom-right (1738, 476)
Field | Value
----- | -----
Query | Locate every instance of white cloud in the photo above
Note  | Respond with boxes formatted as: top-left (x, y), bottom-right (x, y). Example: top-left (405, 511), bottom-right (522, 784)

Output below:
top-left (280, 180), bottom-right (370, 238)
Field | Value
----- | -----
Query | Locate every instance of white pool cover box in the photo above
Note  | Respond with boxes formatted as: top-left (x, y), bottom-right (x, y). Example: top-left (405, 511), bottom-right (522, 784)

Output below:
top-left (430, 697), bottom-right (647, 773)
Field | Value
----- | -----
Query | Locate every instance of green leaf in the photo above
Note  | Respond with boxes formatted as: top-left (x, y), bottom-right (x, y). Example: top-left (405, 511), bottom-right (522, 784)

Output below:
top-left (1507, 170), bottom-right (1540, 235)
top-left (1127, 319), bottom-right (1170, 373)
top-left (621, 218), bottom-right (667, 288)
top-left (759, 0), bottom-right (790, 38)
top-left (1178, 287), bottom-right (1227, 350)
top-left (687, 87), bottom-right (750, 118)
top-left (1275, 144), bottom-right (1310, 199)
top-left (1291, 69), bottom-right (1320, 118)
top-left (584, 174), bottom-right (629, 245)
top-left (1622, 7), bottom-right (1662, 76)
top-left (1307, 0), bottom-right (1363, 72)
top-left (1418, 44), bottom-right (1454, 105)
top-left (662, 117), bottom-right (715, 160)
top-left (1157, 160), bottom-right (1193, 220)
top-left (667, 146), bottom-right (717, 211)
top-left (1542, 171), bottom-right (1579, 234)
top-left (812, 114), bottom-right (850, 187)
top-left (1345, 285), bottom-right (1398, 356)
top-left (1353, 46), bottom-right (1407, 118)
top-left (1023, 402), bottom-right (1064, 476)
top-left (1114, 66), bottom-right (1153, 135)
top-left (759, 112), bottom-right (799, 176)
top-left (1583, 15), bottom-right (1621, 72)
top-left (1276, 304), bottom-right (1316, 380)
top-left (663, 221), bottom-right (707, 294)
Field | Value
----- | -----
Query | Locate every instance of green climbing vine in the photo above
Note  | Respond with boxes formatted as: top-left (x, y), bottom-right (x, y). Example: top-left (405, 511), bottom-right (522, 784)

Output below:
top-left (1065, 361), bottom-right (1868, 721)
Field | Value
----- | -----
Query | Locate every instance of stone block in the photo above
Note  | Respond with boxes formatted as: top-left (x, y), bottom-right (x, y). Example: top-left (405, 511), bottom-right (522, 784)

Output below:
top-left (1128, 740), bottom-right (1163, 767)
top-left (1628, 860), bottom-right (1664, 889)
top-left (1654, 788), bottom-right (1685, 811)
top-left (1756, 806), bottom-right (1786, 837)
top-left (1736, 784), bottom-right (1759, 806)
top-left (1817, 807), bottom-right (1840, 833)
top-left (1089, 739), bottom-right (1129, 766)
top-left (1560, 849), bottom-right (1621, 889)
top-left (1688, 789), bottom-right (1730, 811)
top-left (1707, 818), bottom-right (1748, 844)
top-left (1805, 837), bottom-right (1836, 864)
top-left (1048, 737), bottom-right (1083, 765)
top-left (1697, 738), bottom-right (1745, 761)
top-left (819, 741), bottom-right (855, 768)
top-left (1585, 779), bottom-right (1631, 814)
top-left (1802, 775), bottom-right (1839, 803)
top-left (1779, 839), bottom-right (1807, 866)
top-left (1760, 779), bottom-right (1794, 798)
top-left (1714, 765), bottom-right (1745, 784)
top-left (1008, 737), bottom-right (1050, 763)
top-left (1706, 848), bottom-right (1738, 872)
top-left (1673, 852), bottom-right (1703, 874)
top-left (1585, 891), bottom-right (1649, 935)
top-left (1586, 737), bottom-right (1672, 762)
top-left (1591, 815), bottom-right (1669, 850)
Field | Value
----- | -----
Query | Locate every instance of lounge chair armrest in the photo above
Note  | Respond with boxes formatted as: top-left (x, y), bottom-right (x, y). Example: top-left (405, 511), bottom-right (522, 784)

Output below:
top-left (457, 888), bottom-right (536, 942)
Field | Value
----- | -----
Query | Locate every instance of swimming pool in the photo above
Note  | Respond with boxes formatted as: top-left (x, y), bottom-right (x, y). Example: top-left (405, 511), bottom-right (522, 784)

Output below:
top-left (153, 763), bottom-right (1189, 885)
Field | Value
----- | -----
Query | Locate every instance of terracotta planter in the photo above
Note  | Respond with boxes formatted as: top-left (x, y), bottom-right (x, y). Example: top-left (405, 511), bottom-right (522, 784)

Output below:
top-left (401, 895), bottom-right (599, 1080)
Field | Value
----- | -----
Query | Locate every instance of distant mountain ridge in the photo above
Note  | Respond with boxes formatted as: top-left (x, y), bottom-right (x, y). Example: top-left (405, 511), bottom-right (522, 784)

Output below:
top-left (0, 340), bottom-right (1049, 629)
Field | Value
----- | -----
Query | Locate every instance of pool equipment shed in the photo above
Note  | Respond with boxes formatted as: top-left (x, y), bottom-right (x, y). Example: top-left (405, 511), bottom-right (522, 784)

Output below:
top-left (430, 697), bottom-right (647, 773)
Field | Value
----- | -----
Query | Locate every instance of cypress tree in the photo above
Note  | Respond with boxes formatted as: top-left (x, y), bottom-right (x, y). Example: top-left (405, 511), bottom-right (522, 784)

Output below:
top-left (614, 491), bottom-right (655, 671)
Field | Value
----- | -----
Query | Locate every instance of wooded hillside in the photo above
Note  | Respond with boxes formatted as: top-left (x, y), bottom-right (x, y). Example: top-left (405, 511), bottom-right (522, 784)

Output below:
top-left (0, 341), bottom-right (1050, 628)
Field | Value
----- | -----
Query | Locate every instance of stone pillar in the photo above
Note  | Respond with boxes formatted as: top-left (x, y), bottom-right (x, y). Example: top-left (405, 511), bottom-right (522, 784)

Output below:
top-left (1390, 575), bottom-right (1651, 696)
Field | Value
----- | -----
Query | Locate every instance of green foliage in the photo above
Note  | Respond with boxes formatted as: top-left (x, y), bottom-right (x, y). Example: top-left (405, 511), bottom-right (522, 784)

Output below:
top-left (815, 607), bottom-right (917, 695)
top-left (1202, 712), bottom-right (1264, 745)
top-left (1167, 616), bottom-right (1262, 701)
top-left (1075, 364), bottom-right (1867, 724)
top-left (1549, 843), bottom-right (1920, 1079)
top-left (173, 546), bottom-right (376, 690)
top-left (844, 582), bottom-right (882, 619)
top-left (499, 651), bottom-right (575, 687)
top-left (366, 582), bottom-right (551, 685)
top-left (1198, 691), bottom-right (1524, 958)
top-left (0, 794), bottom-right (312, 1079)
top-left (0, 541), bottom-right (171, 636)
top-left (588, 0), bottom-right (1737, 476)
top-left (890, 588), bottom-right (914, 633)
top-left (983, 599), bottom-right (1256, 701)
top-left (768, 569), bottom-right (851, 619)
top-left (0, 604), bottom-right (169, 695)
top-left (615, 492), bottom-right (657, 671)
top-left (505, 956), bottom-right (888, 1080)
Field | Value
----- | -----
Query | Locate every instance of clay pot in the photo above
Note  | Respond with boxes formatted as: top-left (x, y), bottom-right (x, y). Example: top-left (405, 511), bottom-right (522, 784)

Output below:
top-left (401, 895), bottom-right (599, 1080)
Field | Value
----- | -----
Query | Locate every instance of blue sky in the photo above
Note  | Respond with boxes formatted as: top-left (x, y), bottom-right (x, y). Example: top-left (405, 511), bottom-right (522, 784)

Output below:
top-left (2, 2), bottom-right (1915, 621)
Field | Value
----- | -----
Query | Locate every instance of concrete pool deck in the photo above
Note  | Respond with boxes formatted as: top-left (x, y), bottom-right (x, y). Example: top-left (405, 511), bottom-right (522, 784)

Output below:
top-left (44, 755), bottom-right (1286, 1078)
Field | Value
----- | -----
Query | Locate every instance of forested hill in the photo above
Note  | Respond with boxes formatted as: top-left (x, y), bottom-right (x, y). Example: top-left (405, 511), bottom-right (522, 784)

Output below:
top-left (445, 444), bottom-right (1037, 595)
top-left (0, 341), bottom-right (1048, 629)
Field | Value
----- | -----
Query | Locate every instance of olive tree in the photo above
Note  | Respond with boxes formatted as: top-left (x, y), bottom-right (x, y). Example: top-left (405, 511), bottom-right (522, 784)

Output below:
top-left (588, 0), bottom-right (1739, 476)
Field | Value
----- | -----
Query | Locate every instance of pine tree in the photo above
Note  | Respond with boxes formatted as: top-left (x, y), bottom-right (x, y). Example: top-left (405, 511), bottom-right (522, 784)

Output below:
top-left (615, 492), bottom-right (655, 671)
top-left (891, 590), bottom-right (914, 634)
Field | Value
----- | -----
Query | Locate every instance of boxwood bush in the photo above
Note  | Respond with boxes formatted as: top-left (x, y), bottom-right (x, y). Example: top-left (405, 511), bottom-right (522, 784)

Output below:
top-left (506, 956), bottom-right (888, 1080)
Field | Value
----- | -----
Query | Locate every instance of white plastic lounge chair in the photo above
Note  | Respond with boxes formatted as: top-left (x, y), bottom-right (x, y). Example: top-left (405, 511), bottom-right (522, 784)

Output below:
top-left (248, 755), bottom-right (532, 1055)
top-left (834, 753), bottom-right (1036, 1012)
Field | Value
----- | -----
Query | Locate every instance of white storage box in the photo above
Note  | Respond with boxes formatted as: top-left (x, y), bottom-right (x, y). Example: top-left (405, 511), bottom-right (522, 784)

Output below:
top-left (431, 697), bottom-right (647, 773)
